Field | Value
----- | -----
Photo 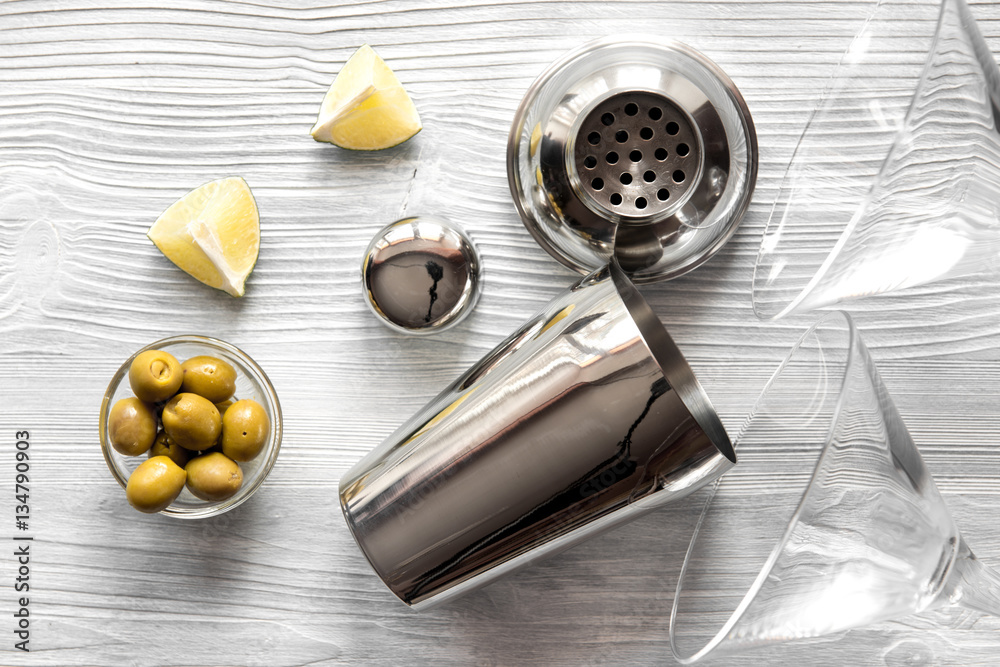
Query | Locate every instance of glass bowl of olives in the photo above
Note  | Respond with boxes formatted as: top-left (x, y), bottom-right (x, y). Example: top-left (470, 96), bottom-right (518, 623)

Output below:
top-left (99, 335), bottom-right (282, 519)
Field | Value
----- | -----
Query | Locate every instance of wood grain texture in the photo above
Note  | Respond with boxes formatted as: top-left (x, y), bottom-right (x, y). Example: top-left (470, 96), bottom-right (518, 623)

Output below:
top-left (2, 0), bottom-right (1000, 664)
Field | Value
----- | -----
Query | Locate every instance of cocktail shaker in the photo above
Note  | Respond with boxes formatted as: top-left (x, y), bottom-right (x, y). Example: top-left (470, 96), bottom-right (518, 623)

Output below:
top-left (339, 262), bottom-right (734, 608)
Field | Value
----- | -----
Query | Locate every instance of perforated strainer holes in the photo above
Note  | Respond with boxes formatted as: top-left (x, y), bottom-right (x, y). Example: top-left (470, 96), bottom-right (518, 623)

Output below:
top-left (573, 90), bottom-right (699, 215)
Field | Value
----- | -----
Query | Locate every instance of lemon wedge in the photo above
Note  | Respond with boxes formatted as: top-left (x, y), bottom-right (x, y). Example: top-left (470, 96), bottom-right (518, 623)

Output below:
top-left (147, 177), bottom-right (260, 297)
top-left (310, 44), bottom-right (422, 150)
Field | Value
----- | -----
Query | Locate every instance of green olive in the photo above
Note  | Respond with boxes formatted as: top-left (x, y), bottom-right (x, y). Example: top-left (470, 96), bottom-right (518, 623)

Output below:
top-left (126, 456), bottom-right (187, 513)
top-left (221, 399), bottom-right (270, 462)
top-left (214, 399), bottom-right (235, 418)
top-left (128, 350), bottom-right (183, 403)
top-left (148, 431), bottom-right (191, 468)
top-left (108, 397), bottom-right (158, 456)
top-left (185, 452), bottom-right (243, 501)
top-left (180, 355), bottom-right (237, 403)
top-left (161, 393), bottom-right (221, 451)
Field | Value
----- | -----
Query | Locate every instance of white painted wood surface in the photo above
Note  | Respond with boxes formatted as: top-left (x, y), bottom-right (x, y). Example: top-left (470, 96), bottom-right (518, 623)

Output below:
top-left (2, 0), bottom-right (1000, 664)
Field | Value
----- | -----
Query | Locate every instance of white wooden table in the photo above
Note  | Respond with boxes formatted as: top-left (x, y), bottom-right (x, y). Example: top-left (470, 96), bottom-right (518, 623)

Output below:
top-left (2, 0), bottom-right (1000, 664)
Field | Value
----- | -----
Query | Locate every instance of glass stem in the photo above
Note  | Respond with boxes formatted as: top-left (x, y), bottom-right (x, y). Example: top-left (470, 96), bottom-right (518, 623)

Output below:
top-left (946, 538), bottom-right (1000, 618)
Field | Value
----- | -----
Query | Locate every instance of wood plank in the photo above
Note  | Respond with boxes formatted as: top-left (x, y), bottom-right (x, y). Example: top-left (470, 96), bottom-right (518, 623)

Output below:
top-left (2, 0), bottom-right (1000, 664)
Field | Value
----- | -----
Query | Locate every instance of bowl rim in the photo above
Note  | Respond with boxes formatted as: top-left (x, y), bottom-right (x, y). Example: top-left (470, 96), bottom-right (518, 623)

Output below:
top-left (668, 311), bottom-right (859, 663)
top-left (99, 334), bottom-right (283, 519)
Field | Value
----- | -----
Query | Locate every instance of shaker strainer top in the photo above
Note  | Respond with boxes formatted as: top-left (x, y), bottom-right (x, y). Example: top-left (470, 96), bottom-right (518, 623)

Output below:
top-left (573, 91), bottom-right (702, 218)
top-left (507, 36), bottom-right (757, 283)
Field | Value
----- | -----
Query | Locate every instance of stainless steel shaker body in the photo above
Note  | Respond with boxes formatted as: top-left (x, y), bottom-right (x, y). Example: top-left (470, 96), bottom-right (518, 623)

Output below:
top-left (340, 263), bottom-right (735, 608)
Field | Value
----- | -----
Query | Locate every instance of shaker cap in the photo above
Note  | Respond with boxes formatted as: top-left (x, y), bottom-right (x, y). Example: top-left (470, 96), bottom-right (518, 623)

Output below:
top-left (362, 216), bottom-right (482, 334)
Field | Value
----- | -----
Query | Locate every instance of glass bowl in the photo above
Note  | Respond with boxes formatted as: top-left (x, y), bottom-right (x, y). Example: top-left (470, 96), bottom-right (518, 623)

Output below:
top-left (99, 335), bottom-right (282, 518)
top-left (669, 311), bottom-right (1000, 663)
top-left (750, 0), bottom-right (1000, 320)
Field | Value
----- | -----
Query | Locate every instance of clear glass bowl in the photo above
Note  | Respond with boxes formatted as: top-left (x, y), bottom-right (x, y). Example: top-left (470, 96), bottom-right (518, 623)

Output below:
top-left (669, 311), bottom-right (1000, 663)
top-left (99, 335), bottom-right (282, 519)
top-left (751, 0), bottom-right (1000, 320)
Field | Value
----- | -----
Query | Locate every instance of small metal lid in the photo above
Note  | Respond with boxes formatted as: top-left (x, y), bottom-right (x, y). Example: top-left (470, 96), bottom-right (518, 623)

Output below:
top-left (362, 216), bottom-right (482, 334)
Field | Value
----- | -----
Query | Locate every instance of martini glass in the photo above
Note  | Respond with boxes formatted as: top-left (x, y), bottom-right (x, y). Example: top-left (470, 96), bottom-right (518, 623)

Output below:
top-left (669, 311), bottom-right (1000, 663)
top-left (752, 0), bottom-right (1000, 320)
